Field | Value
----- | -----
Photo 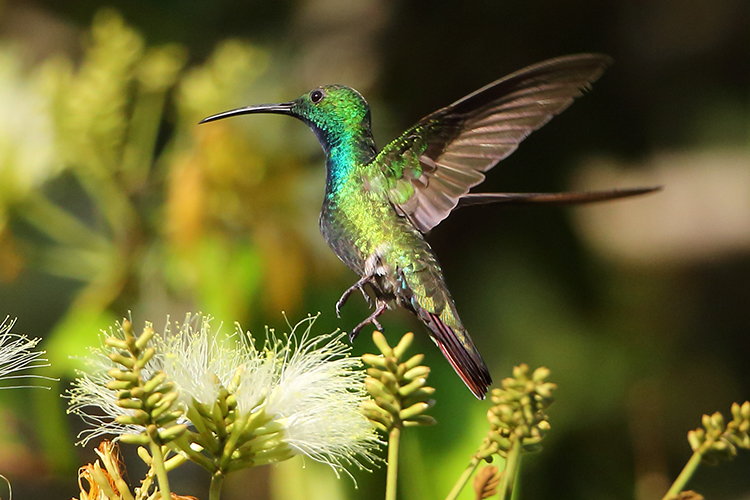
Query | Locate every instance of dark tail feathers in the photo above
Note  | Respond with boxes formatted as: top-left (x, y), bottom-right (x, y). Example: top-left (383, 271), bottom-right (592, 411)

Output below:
top-left (423, 312), bottom-right (492, 399)
top-left (457, 186), bottom-right (662, 208)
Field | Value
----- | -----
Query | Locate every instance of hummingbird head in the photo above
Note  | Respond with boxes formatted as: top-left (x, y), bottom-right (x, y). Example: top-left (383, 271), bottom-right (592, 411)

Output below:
top-left (200, 85), bottom-right (373, 154)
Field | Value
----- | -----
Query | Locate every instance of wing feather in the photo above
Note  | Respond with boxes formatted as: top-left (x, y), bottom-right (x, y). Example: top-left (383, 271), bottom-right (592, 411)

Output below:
top-left (376, 53), bottom-right (612, 233)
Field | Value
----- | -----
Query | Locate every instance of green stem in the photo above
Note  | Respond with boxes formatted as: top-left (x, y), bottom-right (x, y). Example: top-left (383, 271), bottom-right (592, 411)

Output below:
top-left (187, 404), bottom-right (221, 455)
top-left (74, 163), bottom-right (137, 242)
top-left (219, 411), bottom-right (250, 470)
top-left (444, 456), bottom-right (481, 500)
top-left (209, 471), bottom-right (225, 500)
top-left (510, 461), bottom-right (522, 500)
top-left (121, 88), bottom-right (166, 188)
top-left (385, 426), bottom-right (401, 500)
top-left (164, 453), bottom-right (188, 472)
top-left (171, 433), bottom-right (217, 472)
top-left (21, 192), bottom-right (111, 252)
top-left (663, 449), bottom-right (704, 499)
top-left (149, 440), bottom-right (172, 500)
top-left (498, 438), bottom-right (522, 500)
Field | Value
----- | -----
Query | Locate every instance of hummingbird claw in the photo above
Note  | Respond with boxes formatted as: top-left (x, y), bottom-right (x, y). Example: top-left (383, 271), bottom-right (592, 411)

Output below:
top-left (336, 275), bottom-right (375, 317)
top-left (335, 300), bottom-right (343, 319)
top-left (349, 301), bottom-right (388, 343)
top-left (348, 329), bottom-right (359, 343)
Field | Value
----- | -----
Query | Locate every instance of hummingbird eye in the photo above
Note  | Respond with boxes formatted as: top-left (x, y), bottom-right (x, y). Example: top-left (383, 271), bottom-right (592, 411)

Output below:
top-left (310, 89), bottom-right (325, 103)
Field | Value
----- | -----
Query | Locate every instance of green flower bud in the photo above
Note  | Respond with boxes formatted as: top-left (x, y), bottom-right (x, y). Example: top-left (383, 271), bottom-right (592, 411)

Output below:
top-left (145, 392), bottom-right (163, 408)
top-left (403, 415), bottom-right (437, 427)
top-left (384, 357), bottom-right (399, 374)
top-left (362, 353), bottom-right (388, 370)
top-left (158, 424), bottom-right (188, 443)
top-left (365, 377), bottom-right (395, 403)
top-left (481, 364), bottom-right (554, 460)
top-left (116, 399), bottom-right (143, 410)
top-left (155, 391), bottom-right (179, 409)
top-left (398, 377), bottom-right (427, 397)
top-left (366, 367), bottom-right (386, 379)
top-left (135, 347), bottom-right (155, 369)
top-left (710, 412), bottom-right (725, 432)
top-left (532, 367), bottom-right (550, 383)
top-left (403, 365), bottom-right (430, 381)
top-left (119, 410), bottom-right (150, 424)
top-left (399, 402), bottom-right (431, 420)
top-left (137, 446), bottom-right (152, 465)
top-left (371, 331), bottom-right (394, 357)
top-left (135, 326), bottom-right (154, 351)
top-left (741, 401), bottom-right (750, 420)
top-left (392, 332), bottom-right (414, 359)
top-left (108, 352), bottom-right (135, 369)
top-left (376, 397), bottom-right (400, 416)
top-left (107, 380), bottom-right (136, 391)
top-left (105, 337), bottom-right (130, 351)
top-left (155, 410), bottom-right (182, 426)
top-left (404, 353), bottom-right (425, 371)
top-left (362, 331), bottom-right (437, 432)
top-left (143, 372), bottom-right (167, 393)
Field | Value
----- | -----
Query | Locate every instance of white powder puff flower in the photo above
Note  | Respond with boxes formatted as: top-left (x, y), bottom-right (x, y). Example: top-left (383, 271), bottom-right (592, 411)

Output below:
top-left (66, 319), bottom-right (180, 445)
top-left (262, 319), bottom-right (378, 472)
top-left (68, 313), bottom-right (381, 480)
top-left (156, 315), bottom-right (276, 413)
top-left (160, 314), bottom-right (381, 476)
top-left (0, 316), bottom-right (52, 388)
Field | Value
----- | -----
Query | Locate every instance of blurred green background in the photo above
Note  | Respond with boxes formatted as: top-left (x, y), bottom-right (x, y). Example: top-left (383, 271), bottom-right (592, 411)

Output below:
top-left (0, 0), bottom-right (748, 499)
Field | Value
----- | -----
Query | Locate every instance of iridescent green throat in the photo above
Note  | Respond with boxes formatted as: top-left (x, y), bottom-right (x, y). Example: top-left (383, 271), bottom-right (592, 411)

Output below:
top-left (323, 123), bottom-right (377, 197)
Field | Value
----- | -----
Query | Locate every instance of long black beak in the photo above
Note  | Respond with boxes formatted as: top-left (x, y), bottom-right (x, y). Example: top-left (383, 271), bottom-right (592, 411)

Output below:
top-left (199, 102), bottom-right (295, 124)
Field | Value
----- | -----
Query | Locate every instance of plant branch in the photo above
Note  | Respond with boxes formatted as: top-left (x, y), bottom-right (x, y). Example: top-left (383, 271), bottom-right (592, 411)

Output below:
top-left (148, 440), bottom-right (172, 500)
top-left (385, 426), bottom-right (401, 500)
top-left (209, 471), bottom-right (225, 500)
top-left (663, 449), bottom-right (704, 500)
top-left (444, 455), bottom-right (481, 500)
top-left (498, 438), bottom-right (522, 500)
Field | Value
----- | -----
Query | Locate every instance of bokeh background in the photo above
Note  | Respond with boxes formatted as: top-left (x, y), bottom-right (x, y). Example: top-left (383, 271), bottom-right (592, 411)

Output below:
top-left (0, 0), bottom-right (748, 499)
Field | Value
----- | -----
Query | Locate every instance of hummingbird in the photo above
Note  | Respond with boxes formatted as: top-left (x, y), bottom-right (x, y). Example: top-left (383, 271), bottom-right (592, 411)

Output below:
top-left (201, 54), bottom-right (659, 399)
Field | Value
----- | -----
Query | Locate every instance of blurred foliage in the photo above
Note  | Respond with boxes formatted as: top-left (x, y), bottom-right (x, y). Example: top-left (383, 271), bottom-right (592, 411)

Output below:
top-left (0, 1), bottom-right (747, 500)
top-left (0, 10), bottom-right (337, 496)
top-left (1, 9), bottom-right (333, 375)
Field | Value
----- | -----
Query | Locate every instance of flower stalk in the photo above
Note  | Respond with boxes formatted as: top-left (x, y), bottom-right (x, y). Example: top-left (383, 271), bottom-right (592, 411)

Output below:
top-left (663, 401), bottom-right (750, 500)
top-left (444, 456), bottom-right (481, 500)
top-left (497, 435), bottom-right (522, 500)
top-left (209, 472), bottom-right (225, 500)
top-left (98, 319), bottom-right (187, 499)
top-left (69, 314), bottom-right (380, 499)
top-left (361, 331), bottom-right (436, 500)
top-left (447, 364), bottom-right (555, 500)
top-left (386, 426), bottom-right (400, 500)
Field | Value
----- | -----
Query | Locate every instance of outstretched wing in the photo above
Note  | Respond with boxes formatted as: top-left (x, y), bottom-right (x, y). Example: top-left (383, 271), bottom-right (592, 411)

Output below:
top-left (376, 53), bottom-right (612, 233)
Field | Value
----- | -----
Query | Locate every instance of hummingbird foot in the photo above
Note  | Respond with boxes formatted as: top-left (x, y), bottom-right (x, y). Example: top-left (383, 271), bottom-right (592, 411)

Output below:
top-left (336, 275), bottom-right (375, 318)
top-left (349, 300), bottom-right (387, 343)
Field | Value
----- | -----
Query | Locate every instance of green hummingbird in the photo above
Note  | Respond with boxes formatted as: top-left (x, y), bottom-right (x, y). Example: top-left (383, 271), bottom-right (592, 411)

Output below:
top-left (201, 54), bottom-right (659, 399)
